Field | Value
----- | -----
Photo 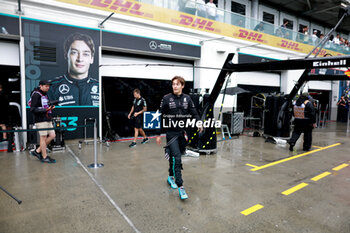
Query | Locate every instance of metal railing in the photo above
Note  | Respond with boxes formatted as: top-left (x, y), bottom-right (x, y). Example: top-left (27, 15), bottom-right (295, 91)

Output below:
top-left (139, 0), bottom-right (350, 55)
top-left (0, 122), bottom-right (104, 169)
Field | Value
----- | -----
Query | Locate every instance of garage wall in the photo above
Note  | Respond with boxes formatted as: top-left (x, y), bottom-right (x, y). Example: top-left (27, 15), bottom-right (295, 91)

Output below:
top-left (0, 40), bottom-right (19, 66)
top-left (101, 54), bottom-right (194, 81)
top-left (236, 71), bottom-right (280, 86)
top-left (308, 81), bottom-right (332, 90)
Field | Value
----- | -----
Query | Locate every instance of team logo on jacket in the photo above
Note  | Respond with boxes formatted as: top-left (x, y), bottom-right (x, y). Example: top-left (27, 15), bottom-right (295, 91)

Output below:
top-left (91, 85), bottom-right (98, 94)
top-left (59, 84), bottom-right (70, 94)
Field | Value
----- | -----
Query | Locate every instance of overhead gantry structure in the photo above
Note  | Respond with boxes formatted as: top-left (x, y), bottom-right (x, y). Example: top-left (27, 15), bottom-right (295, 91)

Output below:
top-left (190, 54), bottom-right (350, 153)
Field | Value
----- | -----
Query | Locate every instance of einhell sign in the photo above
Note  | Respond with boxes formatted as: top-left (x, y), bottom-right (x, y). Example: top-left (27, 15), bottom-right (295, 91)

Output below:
top-left (312, 59), bottom-right (347, 68)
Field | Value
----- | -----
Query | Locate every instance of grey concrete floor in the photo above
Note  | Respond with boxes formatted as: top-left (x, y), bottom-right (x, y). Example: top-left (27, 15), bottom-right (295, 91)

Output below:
top-left (0, 122), bottom-right (350, 233)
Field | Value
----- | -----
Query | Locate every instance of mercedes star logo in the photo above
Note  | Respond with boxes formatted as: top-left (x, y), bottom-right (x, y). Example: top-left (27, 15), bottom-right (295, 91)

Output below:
top-left (149, 41), bottom-right (157, 50)
top-left (59, 84), bottom-right (70, 94)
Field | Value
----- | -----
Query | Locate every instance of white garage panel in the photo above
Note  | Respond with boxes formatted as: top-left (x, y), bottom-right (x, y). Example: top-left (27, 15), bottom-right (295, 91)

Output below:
top-left (101, 55), bottom-right (193, 81)
top-left (308, 81), bottom-right (332, 90)
top-left (0, 40), bottom-right (19, 66)
top-left (236, 72), bottom-right (280, 86)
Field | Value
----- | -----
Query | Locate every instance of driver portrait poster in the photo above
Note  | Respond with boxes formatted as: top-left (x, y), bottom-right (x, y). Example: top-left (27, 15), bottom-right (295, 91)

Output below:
top-left (23, 19), bottom-right (100, 138)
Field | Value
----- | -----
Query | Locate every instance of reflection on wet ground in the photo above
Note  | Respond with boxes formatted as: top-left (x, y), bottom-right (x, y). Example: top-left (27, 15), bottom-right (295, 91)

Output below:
top-left (0, 122), bottom-right (349, 233)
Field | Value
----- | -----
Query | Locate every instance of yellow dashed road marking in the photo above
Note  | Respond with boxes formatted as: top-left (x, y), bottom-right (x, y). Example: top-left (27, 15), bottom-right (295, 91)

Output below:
top-left (332, 163), bottom-right (349, 171)
top-left (282, 183), bottom-right (309, 196)
top-left (311, 172), bottom-right (332, 181)
top-left (241, 204), bottom-right (264, 216)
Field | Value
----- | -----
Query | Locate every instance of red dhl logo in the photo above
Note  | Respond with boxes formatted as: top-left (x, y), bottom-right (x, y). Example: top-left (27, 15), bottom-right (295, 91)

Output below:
top-left (311, 48), bottom-right (327, 56)
top-left (78, 0), bottom-right (153, 18)
top-left (177, 15), bottom-right (215, 31)
top-left (280, 40), bottom-right (300, 51)
top-left (237, 29), bottom-right (264, 42)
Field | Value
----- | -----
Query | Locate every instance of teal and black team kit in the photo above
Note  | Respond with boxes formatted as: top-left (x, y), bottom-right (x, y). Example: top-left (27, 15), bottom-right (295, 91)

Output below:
top-left (132, 97), bottom-right (147, 129)
top-left (159, 93), bottom-right (200, 199)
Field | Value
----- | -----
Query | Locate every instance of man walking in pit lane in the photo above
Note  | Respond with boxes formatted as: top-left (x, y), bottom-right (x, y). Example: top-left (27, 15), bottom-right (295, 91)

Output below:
top-left (29, 80), bottom-right (56, 163)
top-left (128, 89), bottom-right (149, 148)
top-left (156, 76), bottom-right (202, 200)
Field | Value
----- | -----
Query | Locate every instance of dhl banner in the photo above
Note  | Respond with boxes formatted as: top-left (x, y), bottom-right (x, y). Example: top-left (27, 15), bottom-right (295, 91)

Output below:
top-left (56, 0), bottom-right (344, 57)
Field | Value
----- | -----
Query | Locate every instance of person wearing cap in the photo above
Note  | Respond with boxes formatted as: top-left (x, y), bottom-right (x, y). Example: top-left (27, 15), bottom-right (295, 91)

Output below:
top-left (288, 93), bottom-right (316, 152)
top-left (29, 80), bottom-right (56, 163)
top-left (312, 30), bottom-right (319, 43)
top-left (47, 33), bottom-right (99, 106)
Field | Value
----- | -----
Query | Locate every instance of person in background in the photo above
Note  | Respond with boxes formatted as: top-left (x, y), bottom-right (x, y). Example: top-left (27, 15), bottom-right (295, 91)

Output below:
top-left (297, 26), bottom-right (309, 43)
top-left (128, 89), bottom-right (149, 148)
top-left (288, 93), bottom-right (316, 152)
top-left (276, 20), bottom-right (288, 38)
top-left (0, 84), bottom-right (9, 141)
top-left (179, 0), bottom-right (196, 15)
top-left (312, 30), bottom-right (319, 43)
top-left (281, 20), bottom-right (288, 28)
top-left (254, 22), bottom-right (265, 32)
top-left (337, 95), bottom-right (348, 122)
top-left (333, 33), bottom-right (341, 45)
top-left (206, 0), bottom-right (217, 20)
top-left (30, 80), bottom-right (56, 163)
top-left (196, 0), bottom-right (206, 18)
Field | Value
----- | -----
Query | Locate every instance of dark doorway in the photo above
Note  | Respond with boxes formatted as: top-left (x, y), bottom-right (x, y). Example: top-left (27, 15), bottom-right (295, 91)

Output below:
top-left (309, 89), bottom-right (331, 120)
top-left (102, 77), bottom-right (193, 137)
top-left (237, 84), bottom-right (280, 117)
top-left (0, 65), bottom-right (21, 127)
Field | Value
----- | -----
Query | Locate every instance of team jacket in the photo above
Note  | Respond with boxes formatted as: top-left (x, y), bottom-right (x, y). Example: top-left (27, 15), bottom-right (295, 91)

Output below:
top-left (293, 98), bottom-right (316, 125)
top-left (30, 89), bottom-right (52, 123)
top-left (133, 97), bottom-right (147, 115)
top-left (159, 93), bottom-right (200, 133)
top-left (47, 74), bottom-right (99, 106)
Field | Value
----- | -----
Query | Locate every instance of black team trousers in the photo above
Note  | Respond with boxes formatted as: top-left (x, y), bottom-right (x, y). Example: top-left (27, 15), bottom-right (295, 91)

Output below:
top-left (166, 131), bottom-right (187, 187)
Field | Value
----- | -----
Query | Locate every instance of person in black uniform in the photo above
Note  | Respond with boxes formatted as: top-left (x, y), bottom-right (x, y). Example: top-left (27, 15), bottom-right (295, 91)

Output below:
top-left (47, 33), bottom-right (99, 106)
top-left (29, 80), bottom-right (56, 163)
top-left (288, 93), bottom-right (316, 152)
top-left (337, 95), bottom-right (348, 122)
top-left (127, 89), bottom-right (149, 148)
top-left (156, 76), bottom-right (202, 200)
top-left (0, 84), bottom-right (9, 141)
